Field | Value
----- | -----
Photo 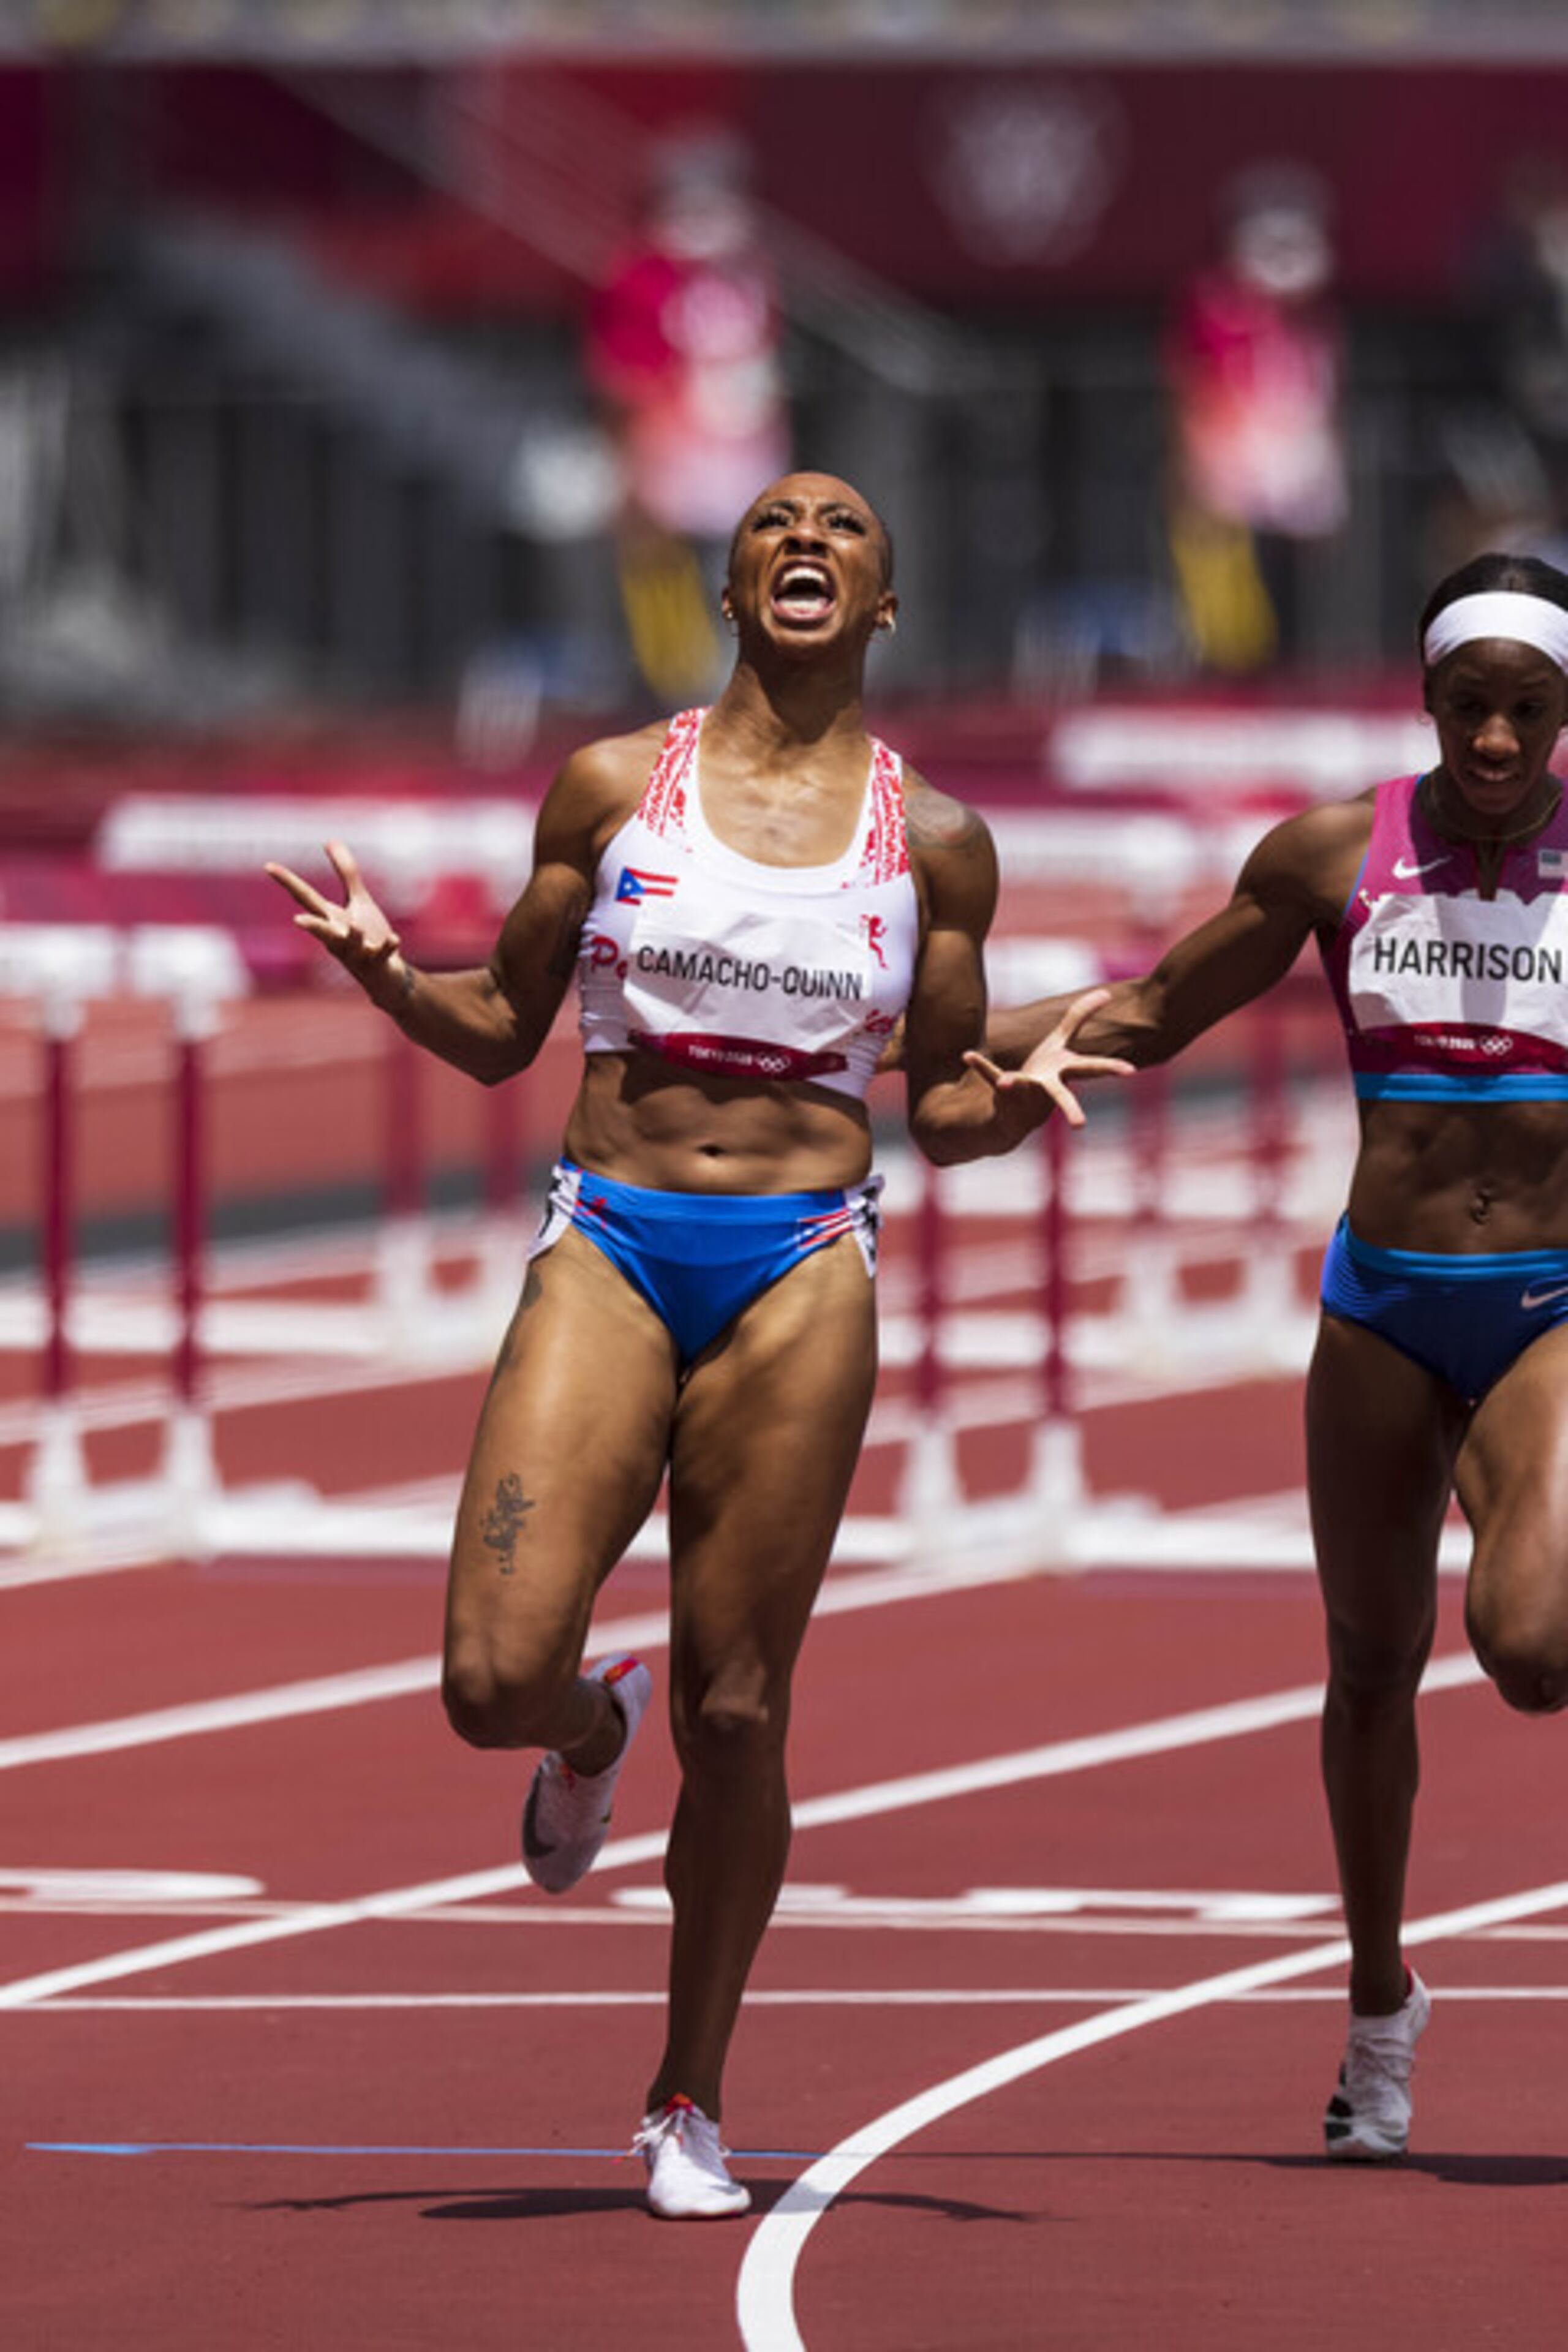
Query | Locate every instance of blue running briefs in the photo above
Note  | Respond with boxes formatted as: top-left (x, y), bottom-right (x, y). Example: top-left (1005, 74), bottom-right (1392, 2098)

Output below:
top-left (529, 1160), bottom-right (881, 1367)
top-left (1321, 1216), bottom-right (1568, 1403)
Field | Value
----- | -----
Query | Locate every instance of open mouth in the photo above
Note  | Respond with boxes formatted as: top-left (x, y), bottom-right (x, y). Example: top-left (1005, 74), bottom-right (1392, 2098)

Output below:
top-left (770, 561), bottom-right (837, 625)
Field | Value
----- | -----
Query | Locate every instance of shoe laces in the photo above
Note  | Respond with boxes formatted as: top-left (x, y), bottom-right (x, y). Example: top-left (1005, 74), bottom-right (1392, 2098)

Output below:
top-left (631, 2094), bottom-right (729, 2165)
top-left (1344, 2010), bottom-right (1417, 2097)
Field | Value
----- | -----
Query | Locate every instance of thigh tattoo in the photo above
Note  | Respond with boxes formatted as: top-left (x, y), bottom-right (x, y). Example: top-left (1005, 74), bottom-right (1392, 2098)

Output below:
top-left (481, 1472), bottom-right (535, 1576)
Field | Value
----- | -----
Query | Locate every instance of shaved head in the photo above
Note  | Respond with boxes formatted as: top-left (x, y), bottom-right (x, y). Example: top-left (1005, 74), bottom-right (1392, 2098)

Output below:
top-left (729, 473), bottom-right (894, 586)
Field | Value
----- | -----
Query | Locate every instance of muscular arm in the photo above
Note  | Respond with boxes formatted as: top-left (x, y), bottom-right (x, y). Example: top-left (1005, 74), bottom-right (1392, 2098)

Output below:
top-left (984, 799), bottom-right (1366, 1076)
top-left (267, 737), bottom-right (647, 1085)
top-left (899, 775), bottom-right (1054, 1164)
top-left (382, 870), bottom-right (589, 1086)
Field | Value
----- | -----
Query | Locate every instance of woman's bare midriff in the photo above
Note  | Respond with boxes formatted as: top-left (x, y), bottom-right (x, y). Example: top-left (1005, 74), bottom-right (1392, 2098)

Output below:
top-left (1348, 1096), bottom-right (1568, 1253)
top-left (560, 1050), bottom-right (876, 1193)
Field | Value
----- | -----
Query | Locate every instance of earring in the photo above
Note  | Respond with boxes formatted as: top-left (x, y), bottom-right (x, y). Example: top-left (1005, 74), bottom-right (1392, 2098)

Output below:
top-left (877, 614), bottom-right (897, 638)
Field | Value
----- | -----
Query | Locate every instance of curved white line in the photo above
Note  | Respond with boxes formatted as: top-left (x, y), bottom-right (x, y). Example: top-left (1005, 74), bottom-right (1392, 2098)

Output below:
top-left (736, 1877), bottom-right (1568, 2352)
top-left (0, 1654), bottom-right (1487, 2009)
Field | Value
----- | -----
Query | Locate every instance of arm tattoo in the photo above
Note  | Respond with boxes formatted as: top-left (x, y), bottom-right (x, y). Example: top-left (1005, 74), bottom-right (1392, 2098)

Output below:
top-left (904, 793), bottom-right (986, 857)
top-left (481, 1471), bottom-right (535, 1576)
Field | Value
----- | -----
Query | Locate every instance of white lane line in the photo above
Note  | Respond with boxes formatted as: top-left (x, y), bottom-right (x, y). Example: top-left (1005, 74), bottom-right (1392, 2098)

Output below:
top-left (0, 1843), bottom-right (663, 2011)
top-left (5, 1626), bottom-right (1472, 1785)
top-left (0, 1868), bottom-right (262, 1902)
top-left (734, 1877), bottom-right (1568, 2352)
top-left (0, 1352), bottom-right (481, 1454)
top-left (0, 1989), bottom-right (1144, 2014)
top-left (0, 1532), bottom-right (1186, 1776)
top-left (786, 1650), bottom-right (1482, 1834)
top-left (24, 1984), bottom-right (1568, 2015)
top-left (0, 1659), bottom-right (445, 1773)
top-left (0, 1652), bottom-right (1488, 2009)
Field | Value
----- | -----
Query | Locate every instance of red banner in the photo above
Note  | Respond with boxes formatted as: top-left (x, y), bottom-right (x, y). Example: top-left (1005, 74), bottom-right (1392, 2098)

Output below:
top-left (2, 56), bottom-right (1564, 309)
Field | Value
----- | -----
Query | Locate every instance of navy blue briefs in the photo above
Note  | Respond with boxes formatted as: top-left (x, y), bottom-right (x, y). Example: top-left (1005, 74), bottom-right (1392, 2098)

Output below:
top-left (1320, 1216), bottom-right (1568, 1403)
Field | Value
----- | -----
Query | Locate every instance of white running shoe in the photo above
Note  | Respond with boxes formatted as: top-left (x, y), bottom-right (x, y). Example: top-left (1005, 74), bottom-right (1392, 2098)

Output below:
top-left (521, 1655), bottom-right (651, 1894)
top-left (1324, 1970), bottom-right (1432, 2162)
top-left (634, 2095), bottom-right (752, 2220)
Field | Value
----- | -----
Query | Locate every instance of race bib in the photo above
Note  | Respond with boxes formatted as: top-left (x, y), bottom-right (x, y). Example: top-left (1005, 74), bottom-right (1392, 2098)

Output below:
top-left (1349, 889), bottom-right (1568, 1052)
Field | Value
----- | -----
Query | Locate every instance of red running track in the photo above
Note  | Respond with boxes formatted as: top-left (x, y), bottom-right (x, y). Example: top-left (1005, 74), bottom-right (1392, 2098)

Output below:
top-left (4, 1362), bottom-right (1566, 2352)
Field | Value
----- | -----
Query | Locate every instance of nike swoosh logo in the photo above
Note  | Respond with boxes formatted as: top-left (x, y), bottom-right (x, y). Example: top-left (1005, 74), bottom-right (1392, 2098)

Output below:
top-left (1520, 1283), bottom-right (1568, 1310)
top-left (1393, 856), bottom-right (1449, 879)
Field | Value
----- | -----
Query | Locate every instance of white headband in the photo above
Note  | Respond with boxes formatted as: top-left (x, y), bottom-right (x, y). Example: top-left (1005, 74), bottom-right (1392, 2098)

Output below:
top-left (1422, 590), bottom-right (1568, 672)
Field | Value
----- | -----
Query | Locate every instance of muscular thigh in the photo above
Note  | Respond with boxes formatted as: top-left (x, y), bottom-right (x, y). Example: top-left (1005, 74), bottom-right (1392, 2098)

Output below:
top-left (666, 1234), bottom-right (878, 1697)
top-left (446, 1229), bottom-right (679, 1676)
top-left (1306, 1313), bottom-right (1464, 1653)
top-left (1457, 1321), bottom-right (1568, 1635)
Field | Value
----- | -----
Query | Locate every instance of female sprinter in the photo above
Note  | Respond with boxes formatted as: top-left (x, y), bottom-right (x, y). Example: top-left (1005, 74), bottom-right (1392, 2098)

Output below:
top-left (974, 549), bottom-right (1568, 2166)
top-left (266, 473), bottom-right (1117, 2218)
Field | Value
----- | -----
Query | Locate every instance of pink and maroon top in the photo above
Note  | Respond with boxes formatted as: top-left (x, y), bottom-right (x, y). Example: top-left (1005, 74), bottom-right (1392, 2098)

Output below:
top-left (1322, 771), bottom-right (1568, 1099)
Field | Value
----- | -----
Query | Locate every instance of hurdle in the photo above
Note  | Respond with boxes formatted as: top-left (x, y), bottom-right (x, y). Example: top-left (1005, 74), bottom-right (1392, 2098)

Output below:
top-left (880, 972), bottom-right (1344, 1571)
top-left (889, 1105), bottom-right (1160, 1570)
top-left (9, 926), bottom-right (118, 1558)
top-left (0, 923), bottom-right (312, 1565)
top-left (369, 1023), bottom-right (535, 1359)
top-left (0, 925), bottom-right (541, 1570)
top-left (1, 941), bottom-right (1342, 1578)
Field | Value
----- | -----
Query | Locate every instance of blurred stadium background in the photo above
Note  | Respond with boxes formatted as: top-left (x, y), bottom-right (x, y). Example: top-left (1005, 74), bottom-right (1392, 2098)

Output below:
top-left (6, 0), bottom-right (1568, 1559)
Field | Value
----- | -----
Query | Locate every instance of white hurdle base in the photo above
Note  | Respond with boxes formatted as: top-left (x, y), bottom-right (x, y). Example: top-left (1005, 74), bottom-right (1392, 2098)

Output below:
top-left (0, 1447), bottom-right (1477, 1585)
top-left (6, 1397), bottom-right (320, 1574)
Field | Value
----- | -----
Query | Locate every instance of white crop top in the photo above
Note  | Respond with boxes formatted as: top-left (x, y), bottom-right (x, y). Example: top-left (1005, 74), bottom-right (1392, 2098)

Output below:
top-left (576, 706), bottom-right (920, 1100)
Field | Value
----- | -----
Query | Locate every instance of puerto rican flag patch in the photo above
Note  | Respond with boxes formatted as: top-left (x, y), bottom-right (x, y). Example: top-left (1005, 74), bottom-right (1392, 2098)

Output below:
top-left (616, 867), bottom-right (679, 903)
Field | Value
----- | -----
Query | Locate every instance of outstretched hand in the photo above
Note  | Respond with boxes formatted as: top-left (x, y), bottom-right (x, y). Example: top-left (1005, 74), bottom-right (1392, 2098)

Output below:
top-left (264, 841), bottom-right (408, 1003)
top-left (964, 987), bottom-right (1134, 1129)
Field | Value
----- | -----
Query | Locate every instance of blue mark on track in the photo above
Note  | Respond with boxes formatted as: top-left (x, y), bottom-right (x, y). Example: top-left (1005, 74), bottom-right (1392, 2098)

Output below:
top-left (33, 2143), bottom-right (628, 2159)
top-left (29, 2141), bottom-right (823, 2160)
